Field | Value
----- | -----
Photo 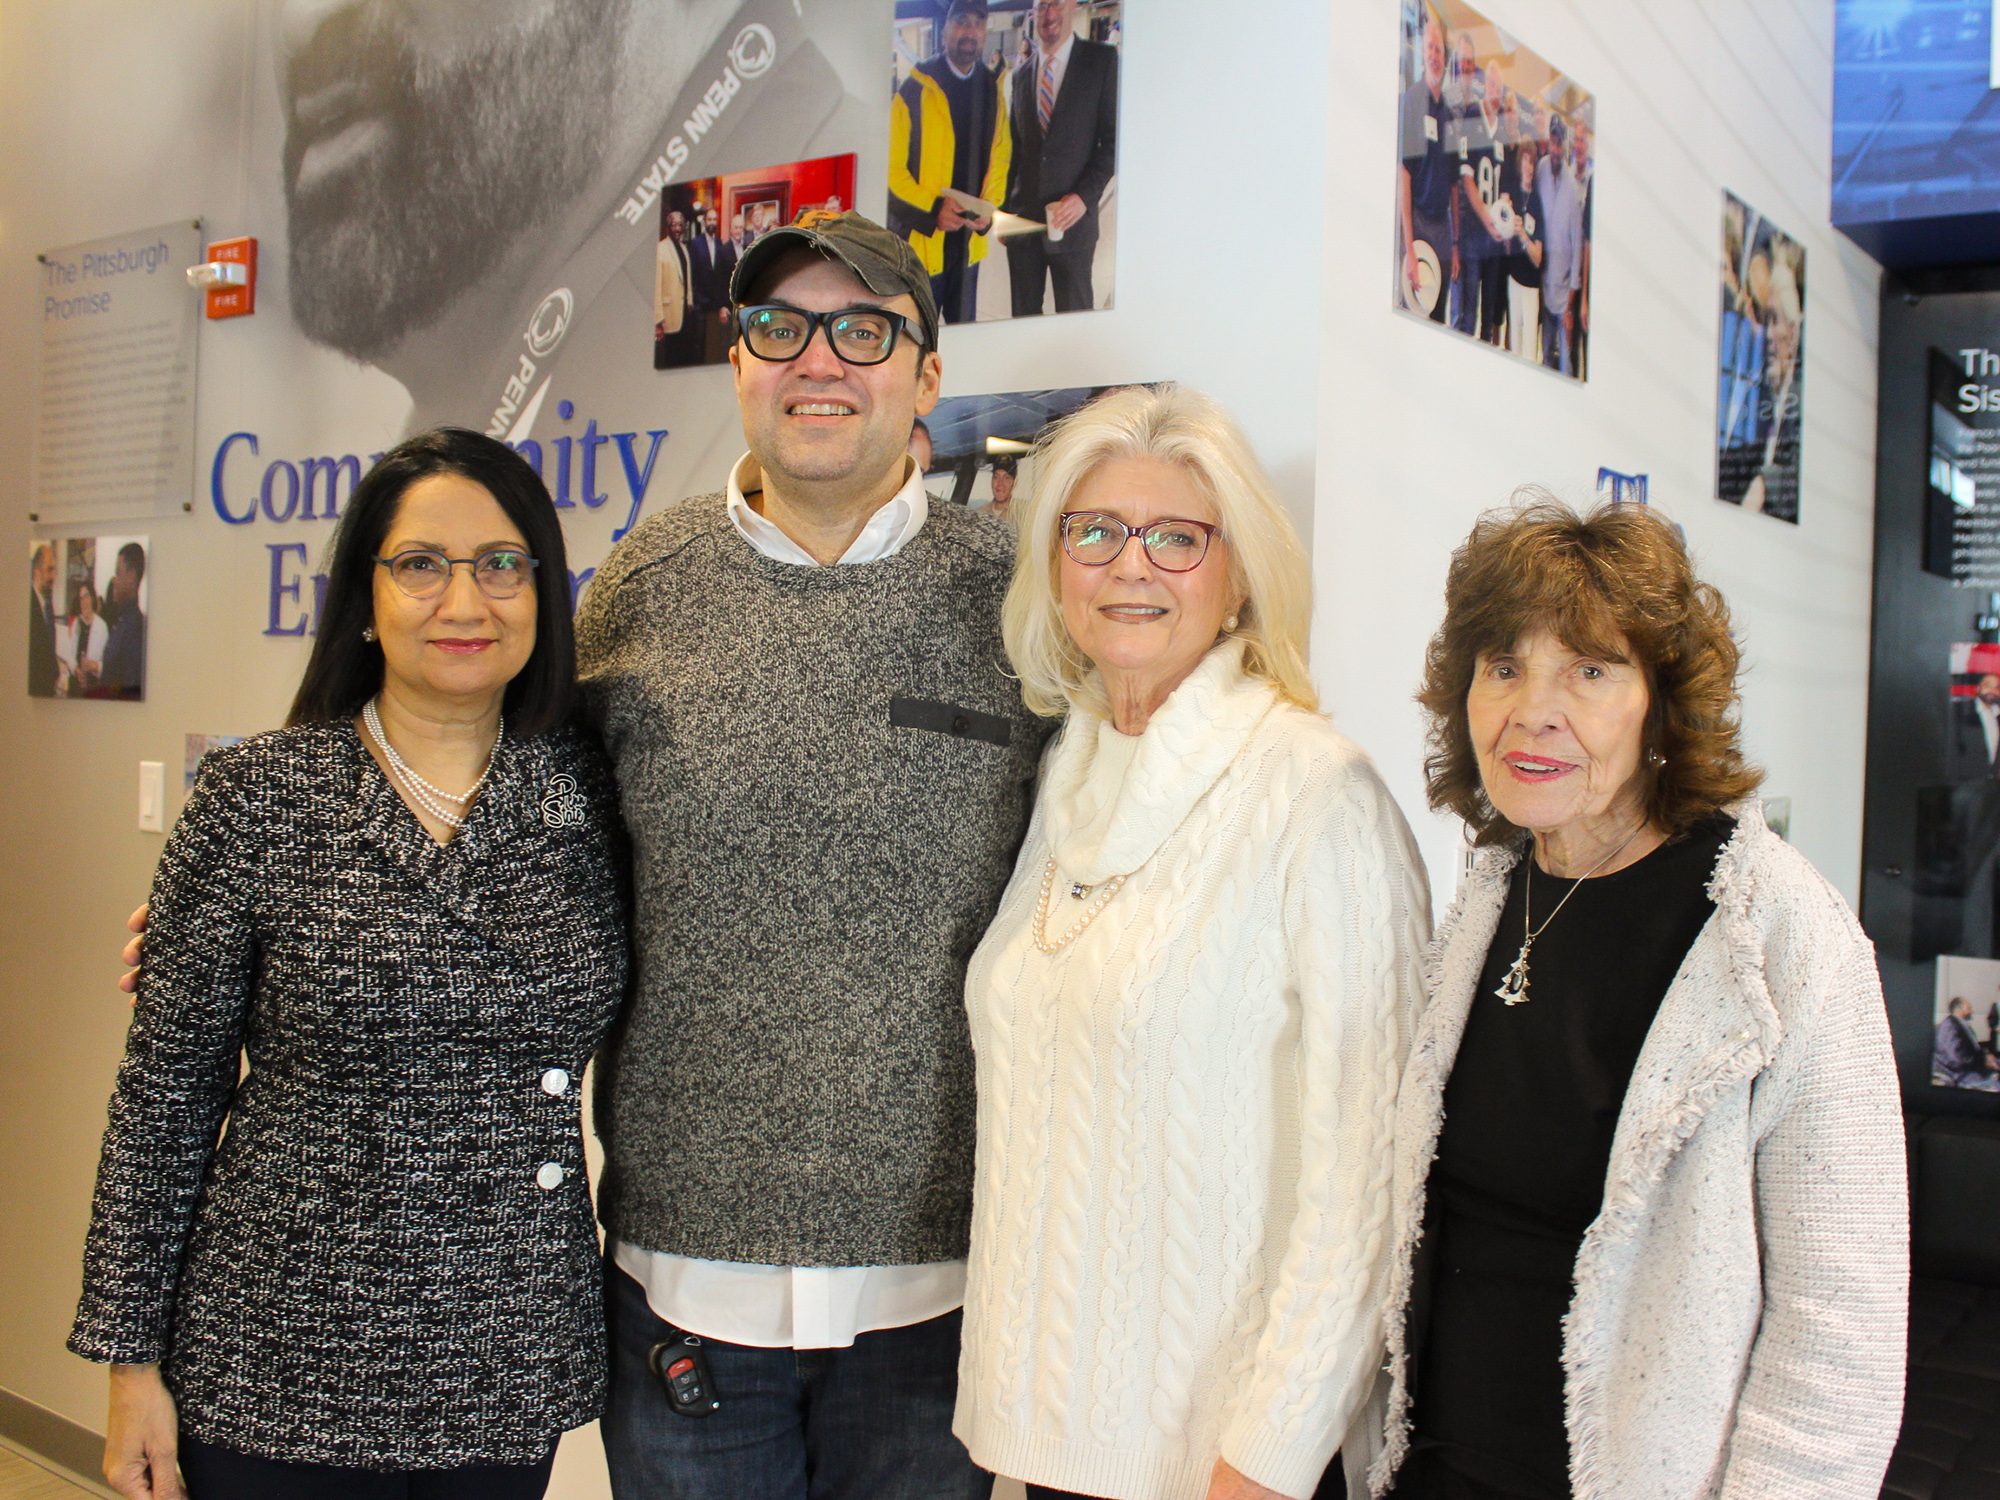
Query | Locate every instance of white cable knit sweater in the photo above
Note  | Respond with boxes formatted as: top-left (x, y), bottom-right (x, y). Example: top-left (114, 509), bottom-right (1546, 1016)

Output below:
top-left (955, 644), bottom-right (1431, 1500)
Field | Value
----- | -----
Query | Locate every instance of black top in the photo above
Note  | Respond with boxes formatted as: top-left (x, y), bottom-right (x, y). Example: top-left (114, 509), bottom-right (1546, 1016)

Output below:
top-left (1400, 80), bottom-right (1457, 239)
top-left (1504, 146), bottom-right (1544, 288)
top-left (69, 722), bottom-right (629, 1468)
top-left (1403, 817), bottom-right (1732, 1499)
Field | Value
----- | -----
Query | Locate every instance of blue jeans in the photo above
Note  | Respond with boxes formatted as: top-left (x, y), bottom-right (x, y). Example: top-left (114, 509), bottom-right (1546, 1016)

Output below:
top-left (601, 1262), bottom-right (992, 1500)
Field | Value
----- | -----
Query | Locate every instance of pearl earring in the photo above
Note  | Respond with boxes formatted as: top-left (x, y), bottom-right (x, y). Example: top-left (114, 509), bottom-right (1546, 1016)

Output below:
top-left (362, 626), bottom-right (376, 642)
top-left (1224, 614), bottom-right (1239, 631)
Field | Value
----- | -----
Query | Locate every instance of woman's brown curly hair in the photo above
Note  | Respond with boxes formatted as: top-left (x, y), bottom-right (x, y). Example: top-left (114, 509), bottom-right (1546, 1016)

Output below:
top-left (1417, 497), bottom-right (1762, 845)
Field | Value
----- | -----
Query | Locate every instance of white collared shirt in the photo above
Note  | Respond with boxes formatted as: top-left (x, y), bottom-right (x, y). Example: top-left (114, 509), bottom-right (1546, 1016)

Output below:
top-left (617, 449), bottom-right (959, 1349)
top-left (724, 451), bottom-right (929, 565)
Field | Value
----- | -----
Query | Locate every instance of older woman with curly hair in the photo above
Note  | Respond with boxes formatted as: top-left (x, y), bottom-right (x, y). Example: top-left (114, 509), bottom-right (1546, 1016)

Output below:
top-left (1371, 501), bottom-right (1905, 1500)
top-left (954, 384), bottom-right (1430, 1500)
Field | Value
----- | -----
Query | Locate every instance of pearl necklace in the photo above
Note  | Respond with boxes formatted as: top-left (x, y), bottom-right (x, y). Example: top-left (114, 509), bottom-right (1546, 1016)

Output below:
top-left (362, 698), bottom-right (502, 832)
top-left (1031, 856), bottom-right (1126, 954)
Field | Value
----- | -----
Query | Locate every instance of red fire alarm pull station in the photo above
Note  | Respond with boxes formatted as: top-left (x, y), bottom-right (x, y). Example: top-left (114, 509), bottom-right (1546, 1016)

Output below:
top-left (202, 237), bottom-right (257, 319)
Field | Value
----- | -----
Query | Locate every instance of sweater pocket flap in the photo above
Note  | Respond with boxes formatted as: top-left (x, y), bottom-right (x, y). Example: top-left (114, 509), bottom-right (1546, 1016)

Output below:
top-left (889, 694), bottom-right (1013, 747)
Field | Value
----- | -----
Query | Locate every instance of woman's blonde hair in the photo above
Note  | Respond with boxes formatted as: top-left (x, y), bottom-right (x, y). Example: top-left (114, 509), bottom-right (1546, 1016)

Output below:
top-left (1002, 383), bottom-right (1316, 720)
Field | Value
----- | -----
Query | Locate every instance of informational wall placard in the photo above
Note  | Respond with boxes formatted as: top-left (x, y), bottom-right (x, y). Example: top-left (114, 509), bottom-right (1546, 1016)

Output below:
top-left (32, 221), bottom-right (201, 525)
top-left (1926, 346), bottom-right (2000, 587)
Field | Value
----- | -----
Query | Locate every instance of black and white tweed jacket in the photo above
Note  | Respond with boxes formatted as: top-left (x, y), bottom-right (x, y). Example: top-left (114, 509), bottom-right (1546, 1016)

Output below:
top-left (68, 720), bottom-right (628, 1469)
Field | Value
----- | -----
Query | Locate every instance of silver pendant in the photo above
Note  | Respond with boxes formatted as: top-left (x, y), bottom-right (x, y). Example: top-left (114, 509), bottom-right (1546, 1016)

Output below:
top-left (1070, 882), bottom-right (1091, 900)
top-left (1495, 942), bottom-right (1531, 1005)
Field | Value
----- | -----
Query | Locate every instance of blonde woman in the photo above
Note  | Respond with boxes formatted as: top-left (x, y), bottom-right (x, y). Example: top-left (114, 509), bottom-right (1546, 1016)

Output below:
top-left (954, 385), bottom-right (1430, 1500)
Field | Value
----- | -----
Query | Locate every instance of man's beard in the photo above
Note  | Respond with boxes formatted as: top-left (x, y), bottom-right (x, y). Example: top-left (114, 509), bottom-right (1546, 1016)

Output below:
top-left (283, 1), bottom-right (627, 362)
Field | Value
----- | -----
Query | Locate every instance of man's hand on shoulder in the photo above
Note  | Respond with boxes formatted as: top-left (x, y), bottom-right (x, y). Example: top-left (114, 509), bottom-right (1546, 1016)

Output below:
top-left (119, 903), bottom-right (147, 1001)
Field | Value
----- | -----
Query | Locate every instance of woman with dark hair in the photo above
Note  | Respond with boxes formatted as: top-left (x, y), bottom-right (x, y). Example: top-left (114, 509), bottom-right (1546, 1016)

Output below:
top-left (71, 428), bottom-right (628, 1500)
top-left (1370, 500), bottom-right (1905, 1500)
top-left (61, 574), bottom-right (106, 695)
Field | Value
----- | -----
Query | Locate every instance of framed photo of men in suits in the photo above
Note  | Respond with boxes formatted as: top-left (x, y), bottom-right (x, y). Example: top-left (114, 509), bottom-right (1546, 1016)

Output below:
top-left (653, 154), bottom-right (856, 370)
top-left (889, 0), bottom-right (1120, 325)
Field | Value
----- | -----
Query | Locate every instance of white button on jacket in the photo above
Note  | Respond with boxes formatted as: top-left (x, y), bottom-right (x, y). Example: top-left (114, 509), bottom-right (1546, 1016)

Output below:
top-left (536, 1163), bottom-right (566, 1191)
top-left (541, 1068), bottom-right (569, 1096)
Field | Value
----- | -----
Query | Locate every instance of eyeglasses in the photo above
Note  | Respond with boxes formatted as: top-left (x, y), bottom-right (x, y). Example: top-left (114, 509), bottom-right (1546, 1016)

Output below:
top-left (375, 549), bottom-right (540, 600)
top-left (735, 304), bottom-right (927, 366)
top-left (1058, 512), bottom-right (1220, 573)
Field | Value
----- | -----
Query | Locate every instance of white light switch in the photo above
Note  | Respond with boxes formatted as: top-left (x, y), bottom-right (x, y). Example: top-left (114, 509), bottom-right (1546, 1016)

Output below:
top-left (138, 761), bottom-right (164, 833)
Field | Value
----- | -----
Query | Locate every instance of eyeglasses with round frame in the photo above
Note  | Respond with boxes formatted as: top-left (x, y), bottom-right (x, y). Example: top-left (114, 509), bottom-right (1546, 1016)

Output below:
top-left (375, 548), bottom-right (540, 600)
top-left (734, 303), bottom-right (928, 366)
top-left (1057, 512), bottom-right (1221, 573)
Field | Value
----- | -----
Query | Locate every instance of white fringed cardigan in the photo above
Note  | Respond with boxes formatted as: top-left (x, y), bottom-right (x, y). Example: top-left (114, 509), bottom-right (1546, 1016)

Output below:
top-left (955, 645), bottom-right (1431, 1500)
top-left (1371, 805), bottom-right (1907, 1500)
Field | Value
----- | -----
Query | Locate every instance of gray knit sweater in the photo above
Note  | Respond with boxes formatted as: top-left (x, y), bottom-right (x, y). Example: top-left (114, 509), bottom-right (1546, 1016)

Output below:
top-left (577, 493), bottom-right (1050, 1266)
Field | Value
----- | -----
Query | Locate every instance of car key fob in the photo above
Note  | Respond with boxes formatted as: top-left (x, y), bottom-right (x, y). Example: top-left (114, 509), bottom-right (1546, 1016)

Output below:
top-left (648, 1330), bottom-right (721, 1417)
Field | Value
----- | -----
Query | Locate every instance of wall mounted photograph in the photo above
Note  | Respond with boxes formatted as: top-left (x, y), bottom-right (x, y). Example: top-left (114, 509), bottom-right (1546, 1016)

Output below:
top-left (890, 0), bottom-right (1120, 325)
top-left (1933, 954), bottom-right (2000, 1090)
top-left (920, 384), bottom-right (1147, 513)
top-left (1394, 0), bottom-right (1594, 377)
top-left (1715, 191), bottom-right (1805, 524)
top-left (653, 153), bottom-right (856, 370)
top-left (26, 535), bottom-right (148, 700)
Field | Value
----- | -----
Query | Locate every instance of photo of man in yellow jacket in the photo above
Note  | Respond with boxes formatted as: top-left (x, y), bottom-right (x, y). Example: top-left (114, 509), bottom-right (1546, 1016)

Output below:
top-left (889, 0), bottom-right (1011, 324)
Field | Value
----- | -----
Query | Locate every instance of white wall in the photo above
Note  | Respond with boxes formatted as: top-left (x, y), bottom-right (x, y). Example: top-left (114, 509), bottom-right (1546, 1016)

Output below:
top-left (1318, 0), bottom-right (1878, 900)
top-left (0, 0), bottom-right (1873, 1493)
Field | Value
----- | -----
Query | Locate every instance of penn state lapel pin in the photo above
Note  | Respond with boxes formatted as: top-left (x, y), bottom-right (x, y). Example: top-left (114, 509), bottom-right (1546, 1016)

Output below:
top-left (541, 773), bottom-right (587, 829)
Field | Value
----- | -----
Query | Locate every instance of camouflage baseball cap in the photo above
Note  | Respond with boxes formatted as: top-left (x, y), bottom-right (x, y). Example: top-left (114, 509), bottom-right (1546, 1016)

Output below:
top-left (730, 209), bottom-right (940, 354)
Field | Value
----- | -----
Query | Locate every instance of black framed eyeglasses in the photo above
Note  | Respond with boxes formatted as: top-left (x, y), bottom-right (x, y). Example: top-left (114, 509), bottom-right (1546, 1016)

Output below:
top-left (375, 548), bottom-right (540, 600)
top-left (735, 304), bottom-right (928, 365)
top-left (1058, 512), bottom-right (1221, 573)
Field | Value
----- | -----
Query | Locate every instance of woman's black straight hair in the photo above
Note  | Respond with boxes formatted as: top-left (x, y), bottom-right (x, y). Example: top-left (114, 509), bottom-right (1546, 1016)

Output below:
top-left (286, 427), bottom-right (575, 738)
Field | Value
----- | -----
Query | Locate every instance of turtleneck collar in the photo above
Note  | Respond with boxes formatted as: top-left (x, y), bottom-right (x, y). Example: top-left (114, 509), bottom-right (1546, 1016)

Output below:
top-left (1040, 640), bottom-right (1279, 886)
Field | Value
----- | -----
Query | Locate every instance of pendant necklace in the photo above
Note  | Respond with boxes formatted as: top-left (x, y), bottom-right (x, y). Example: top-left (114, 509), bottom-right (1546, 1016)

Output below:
top-left (1493, 825), bottom-right (1643, 1005)
top-left (1032, 857), bottom-right (1126, 954)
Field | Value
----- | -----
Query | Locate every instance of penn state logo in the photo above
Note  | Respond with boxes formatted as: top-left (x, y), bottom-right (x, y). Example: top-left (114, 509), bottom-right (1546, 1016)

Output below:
top-left (525, 288), bottom-right (574, 358)
top-left (541, 773), bottom-right (587, 829)
top-left (730, 24), bottom-right (777, 79)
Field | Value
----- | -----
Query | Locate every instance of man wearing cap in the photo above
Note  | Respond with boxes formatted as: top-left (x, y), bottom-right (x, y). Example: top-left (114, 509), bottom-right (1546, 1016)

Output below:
top-left (579, 209), bottom-right (1047, 1497)
top-left (889, 0), bottom-right (1010, 325)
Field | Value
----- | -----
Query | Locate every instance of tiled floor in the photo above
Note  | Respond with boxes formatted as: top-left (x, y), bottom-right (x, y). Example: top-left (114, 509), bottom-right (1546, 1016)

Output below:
top-left (0, 1447), bottom-right (96, 1500)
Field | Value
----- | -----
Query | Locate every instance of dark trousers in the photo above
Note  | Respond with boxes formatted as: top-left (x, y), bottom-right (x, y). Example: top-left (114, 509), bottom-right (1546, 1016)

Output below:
top-left (1540, 305), bottom-right (1571, 375)
top-left (1006, 236), bottom-right (1093, 315)
top-left (600, 1262), bottom-right (991, 1500)
top-left (178, 1434), bottom-right (554, 1500)
top-left (932, 263), bottom-right (981, 325)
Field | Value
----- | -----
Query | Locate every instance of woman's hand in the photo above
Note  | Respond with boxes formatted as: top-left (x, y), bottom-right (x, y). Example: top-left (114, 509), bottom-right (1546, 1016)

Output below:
top-left (104, 1363), bottom-right (184, 1500)
top-left (1205, 1457), bottom-right (1297, 1500)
